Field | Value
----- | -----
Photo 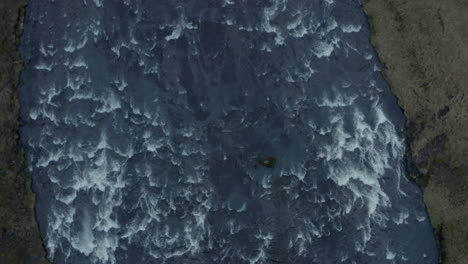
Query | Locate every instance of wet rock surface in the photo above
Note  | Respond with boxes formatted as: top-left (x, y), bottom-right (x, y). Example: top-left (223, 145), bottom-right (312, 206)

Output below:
top-left (364, 0), bottom-right (468, 263)
top-left (0, 0), bottom-right (49, 263)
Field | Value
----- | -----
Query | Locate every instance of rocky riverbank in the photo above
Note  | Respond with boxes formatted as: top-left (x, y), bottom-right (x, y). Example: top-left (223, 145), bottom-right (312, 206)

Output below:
top-left (0, 0), bottom-right (49, 263)
top-left (363, 0), bottom-right (468, 263)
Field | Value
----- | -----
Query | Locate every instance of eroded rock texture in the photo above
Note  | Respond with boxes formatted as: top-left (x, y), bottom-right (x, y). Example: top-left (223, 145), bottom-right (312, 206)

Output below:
top-left (0, 0), bottom-right (49, 263)
top-left (364, 0), bottom-right (468, 263)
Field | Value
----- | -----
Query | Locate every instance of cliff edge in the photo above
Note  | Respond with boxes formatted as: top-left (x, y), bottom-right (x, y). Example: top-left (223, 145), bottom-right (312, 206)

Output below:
top-left (364, 0), bottom-right (468, 263)
top-left (0, 0), bottom-right (49, 263)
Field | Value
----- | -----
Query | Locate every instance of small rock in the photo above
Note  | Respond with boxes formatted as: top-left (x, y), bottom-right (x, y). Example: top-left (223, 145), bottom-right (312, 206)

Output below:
top-left (259, 157), bottom-right (276, 168)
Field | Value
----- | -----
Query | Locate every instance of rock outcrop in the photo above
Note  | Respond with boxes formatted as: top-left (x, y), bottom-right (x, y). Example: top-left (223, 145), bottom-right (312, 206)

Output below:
top-left (0, 0), bottom-right (49, 262)
top-left (364, 0), bottom-right (468, 263)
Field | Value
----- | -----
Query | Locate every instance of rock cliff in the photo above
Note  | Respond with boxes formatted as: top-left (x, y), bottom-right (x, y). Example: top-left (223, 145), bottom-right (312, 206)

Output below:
top-left (364, 0), bottom-right (468, 263)
top-left (0, 0), bottom-right (49, 263)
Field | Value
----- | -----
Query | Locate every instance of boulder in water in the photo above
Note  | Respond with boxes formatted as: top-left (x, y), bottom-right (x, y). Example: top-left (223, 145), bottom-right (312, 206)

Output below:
top-left (259, 157), bottom-right (276, 168)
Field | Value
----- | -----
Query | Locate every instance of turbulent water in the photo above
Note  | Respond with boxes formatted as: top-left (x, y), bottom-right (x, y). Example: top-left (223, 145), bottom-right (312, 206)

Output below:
top-left (19, 0), bottom-right (438, 263)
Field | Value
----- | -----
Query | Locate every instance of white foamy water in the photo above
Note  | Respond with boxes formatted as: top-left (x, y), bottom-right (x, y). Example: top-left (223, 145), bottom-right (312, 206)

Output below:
top-left (19, 0), bottom-right (439, 263)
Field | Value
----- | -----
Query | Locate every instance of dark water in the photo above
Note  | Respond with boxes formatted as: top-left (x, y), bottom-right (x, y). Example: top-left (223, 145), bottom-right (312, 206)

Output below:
top-left (19, 0), bottom-right (438, 263)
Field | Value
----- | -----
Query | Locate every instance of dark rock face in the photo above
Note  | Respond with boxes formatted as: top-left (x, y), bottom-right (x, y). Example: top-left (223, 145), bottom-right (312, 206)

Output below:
top-left (364, 0), bottom-right (468, 263)
top-left (413, 134), bottom-right (448, 169)
top-left (0, 0), bottom-right (49, 263)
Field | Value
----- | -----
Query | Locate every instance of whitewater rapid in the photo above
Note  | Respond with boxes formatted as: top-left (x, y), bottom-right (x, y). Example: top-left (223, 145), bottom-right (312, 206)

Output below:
top-left (19, 0), bottom-right (438, 263)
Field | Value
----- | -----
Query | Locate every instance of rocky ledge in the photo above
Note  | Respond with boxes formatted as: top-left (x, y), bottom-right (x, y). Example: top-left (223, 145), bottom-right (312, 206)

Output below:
top-left (0, 0), bottom-right (49, 263)
top-left (364, 0), bottom-right (468, 263)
